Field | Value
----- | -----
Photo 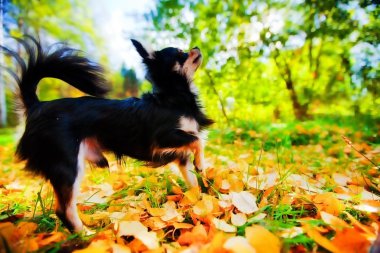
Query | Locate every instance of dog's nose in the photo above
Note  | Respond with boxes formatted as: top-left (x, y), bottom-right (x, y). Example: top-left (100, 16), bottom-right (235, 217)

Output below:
top-left (193, 46), bottom-right (199, 50)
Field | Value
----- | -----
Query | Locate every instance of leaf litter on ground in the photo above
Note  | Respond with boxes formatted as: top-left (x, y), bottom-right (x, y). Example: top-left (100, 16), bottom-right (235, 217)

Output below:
top-left (0, 121), bottom-right (379, 252)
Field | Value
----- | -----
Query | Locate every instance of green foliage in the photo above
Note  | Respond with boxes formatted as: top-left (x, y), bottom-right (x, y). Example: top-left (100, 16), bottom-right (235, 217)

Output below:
top-left (10, 0), bottom-right (100, 47)
top-left (149, 0), bottom-right (380, 122)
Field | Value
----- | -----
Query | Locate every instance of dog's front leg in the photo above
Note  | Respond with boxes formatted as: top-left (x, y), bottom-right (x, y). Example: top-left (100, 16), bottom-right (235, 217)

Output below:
top-left (177, 154), bottom-right (198, 187)
top-left (192, 139), bottom-right (205, 173)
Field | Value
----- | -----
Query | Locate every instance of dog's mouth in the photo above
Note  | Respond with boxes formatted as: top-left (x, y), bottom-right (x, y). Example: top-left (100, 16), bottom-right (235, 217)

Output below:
top-left (193, 54), bottom-right (202, 64)
top-left (188, 47), bottom-right (202, 65)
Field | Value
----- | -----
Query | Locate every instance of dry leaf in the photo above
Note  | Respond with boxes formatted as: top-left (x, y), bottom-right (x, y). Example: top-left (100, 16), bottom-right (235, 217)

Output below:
top-left (246, 225), bottom-right (281, 253)
top-left (177, 223), bottom-right (208, 245)
top-left (331, 228), bottom-right (371, 253)
top-left (73, 239), bottom-right (131, 253)
top-left (212, 218), bottom-right (236, 233)
top-left (117, 221), bottom-right (159, 250)
top-left (313, 192), bottom-right (345, 215)
top-left (230, 191), bottom-right (259, 214)
top-left (248, 172), bottom-right (278, 190)
top-left (223, 236), bottom-right (256, 253)
top-left (320, 211), bottom-right (349, 231)
top-left (231, 212), bottom-right (247, 226)
top-left (303, 223), bottom-right (341, 253)
top-left (279, 227), bottom-right (304, 238)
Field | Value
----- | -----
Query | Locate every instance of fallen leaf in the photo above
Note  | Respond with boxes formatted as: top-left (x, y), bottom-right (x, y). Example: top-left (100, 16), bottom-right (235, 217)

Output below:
top-left (303, 223), bottom-right (341, 253)
top-left (37, 232), bottom-right (66, 247)
top-left (177, 223), bottom-right (208, 245)
top-left (248, 172), bottom-right (278, 190)
top-left (223, 236), bottom-right (256, 253)
top-left (230, 191), bottom-right (259, 214)
top-left (332, 173), bottom-right (350, 186)
top-left (231, 212), bottom-right (247, 226)
top-left (313, 192), bottom-right (345, 215)
top-left (320, 211), bottom-right (349, 231)
top-left (73, 239), bottom-right (131, 253)
top-left (279, 227), bottom-right (304, 238)
top-left (246, 225), bottom-right (281, 253)
top-left (331, 228), bottom-right (371, 253)
top-left (212, 217), bottom-right (236, 233)
top-left (117, 221), bottom-right (159, 250)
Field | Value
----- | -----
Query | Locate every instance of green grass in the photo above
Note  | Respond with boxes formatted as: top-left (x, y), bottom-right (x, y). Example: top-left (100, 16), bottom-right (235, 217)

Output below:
top-left (0, 128), bottom-right (16, 146)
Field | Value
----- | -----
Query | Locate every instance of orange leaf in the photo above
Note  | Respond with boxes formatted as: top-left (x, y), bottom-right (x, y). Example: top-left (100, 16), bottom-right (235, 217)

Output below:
top-left (320, 211), bottom-right (349, 231)
top-left (331, 228), bottom-right (371, 253)
top-left (37, 232), bottom-right (66, 247)
top-left (245, 225), bottom-right (281, 253)
top-left (343, 211), bottom-right (375, 237)
top-left (303, 224), bottom-right (341, 253)
top-left (177, 223), bottom-right (208, 245)
top-left (313, 192), bottom-right (344, 215)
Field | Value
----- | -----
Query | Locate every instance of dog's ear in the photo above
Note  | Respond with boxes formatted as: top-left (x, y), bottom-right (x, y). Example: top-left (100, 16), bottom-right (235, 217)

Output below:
top-left (131, 39), bottom-right (150, 59)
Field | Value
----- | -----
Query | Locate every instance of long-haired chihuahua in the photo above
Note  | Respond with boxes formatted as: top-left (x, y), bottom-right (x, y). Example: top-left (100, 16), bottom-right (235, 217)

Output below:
top-left (3, 37), bottom-right (213, 232)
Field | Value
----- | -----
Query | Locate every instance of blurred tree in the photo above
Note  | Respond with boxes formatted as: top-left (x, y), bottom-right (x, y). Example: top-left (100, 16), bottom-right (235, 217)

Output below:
top-left (121, 63), bottom-right (140, 97)
top-left (8, 0), bottom-right (98, 46)
top-left (0, 0), bottom-right (7, 127)
top-left (149, 0), bottom-right (379, 121)
top-left (1, 0), bottom-right (102, 127)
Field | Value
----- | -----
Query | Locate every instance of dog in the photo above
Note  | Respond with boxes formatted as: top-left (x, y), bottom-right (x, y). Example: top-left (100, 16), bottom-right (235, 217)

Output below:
top-left (4, 37), bottom-right (213, 232)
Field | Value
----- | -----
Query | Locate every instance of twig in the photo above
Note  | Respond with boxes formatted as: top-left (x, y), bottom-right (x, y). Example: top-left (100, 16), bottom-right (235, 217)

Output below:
top-left (342, 135), bottom-right (379, 169)
top-left (205, 71), bottom-right (230, 124)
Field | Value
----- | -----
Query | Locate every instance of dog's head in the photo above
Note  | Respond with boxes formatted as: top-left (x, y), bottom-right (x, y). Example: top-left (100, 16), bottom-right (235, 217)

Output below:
top-left (131, 39), bottom-right (202, 92)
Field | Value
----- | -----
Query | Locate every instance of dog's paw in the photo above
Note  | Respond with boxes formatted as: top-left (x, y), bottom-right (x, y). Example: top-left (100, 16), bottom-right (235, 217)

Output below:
top-left (81, 225), bottom-right (96, 236)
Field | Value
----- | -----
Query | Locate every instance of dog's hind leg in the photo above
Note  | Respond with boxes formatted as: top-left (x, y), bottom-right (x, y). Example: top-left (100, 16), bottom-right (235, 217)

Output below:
top-left (51, 142), bottom-right (86, 232)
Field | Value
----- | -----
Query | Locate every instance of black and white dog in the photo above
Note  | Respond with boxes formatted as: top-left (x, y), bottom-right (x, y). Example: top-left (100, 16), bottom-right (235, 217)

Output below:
top-left (4, 37), bottom-right (213, 232)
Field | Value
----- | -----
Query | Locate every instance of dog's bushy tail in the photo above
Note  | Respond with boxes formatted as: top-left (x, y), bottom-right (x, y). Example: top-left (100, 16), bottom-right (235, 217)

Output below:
top-left (2, 36), bottom-right (110, 112)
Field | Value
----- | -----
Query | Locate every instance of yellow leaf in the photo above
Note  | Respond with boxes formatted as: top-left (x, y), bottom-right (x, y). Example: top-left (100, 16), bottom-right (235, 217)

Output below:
top-left (161, 201), bottom-right (183, 222)
top-left (73, 239), bottom-right (130, 253)
top-left (331, 228), bottom-right (371, 253)
top-left (279, 227), bottom-right (303, 238)
top-left (117, 221), bottom-right (148, 237)
top-left (224, 236), bottom-right (256, 253)
top-left (303, 224), bottom-right (341, 253)
top-left (117, 221), bottom-right (159, 250)
top-left (17, 222), bottom-right (38, 237)
top-left (181, 187), bottom-right (200, 206)
top-left (231, 213), bottom-right (247, 226)
top-left (148, 207), bottom-right (166, 217)
top-left (231, 191), bottom-right (259, 214)
top-left (248, 172), bottom-right (279, 190)
top-left (172, 222), bottom-right (194, 230)
top-left (177, 223), bottom-right (208, 245)
top-left (134, 231), bottom-right (159, 250)
top-left (343, 211), bottom-right (376, 238)
top-left (212, 218), bottom-right (236, 233)
top-left (246, 225), bottom-right (281, 253)
top-left (320, 211), bottom-right (349, 231)
top-left (37, 232), bottom-right (66, 247)
top-left (79, 211), bottom-right (110, 227)
top-left (313, 192), bottom-right (345, 215)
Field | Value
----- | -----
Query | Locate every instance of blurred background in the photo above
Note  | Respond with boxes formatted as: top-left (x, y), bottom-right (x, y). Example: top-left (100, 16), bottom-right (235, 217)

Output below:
top-left (0, 0), bottom-right (379, 129)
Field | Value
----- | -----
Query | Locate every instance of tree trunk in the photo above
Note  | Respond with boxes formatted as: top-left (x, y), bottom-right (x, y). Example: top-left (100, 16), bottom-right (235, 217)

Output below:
top-left (273, 50), bottom-right (309, 120)
top-left (286, 79), bottom-right (309, 120)
top-left (0, 1), bottom-right (7, 127)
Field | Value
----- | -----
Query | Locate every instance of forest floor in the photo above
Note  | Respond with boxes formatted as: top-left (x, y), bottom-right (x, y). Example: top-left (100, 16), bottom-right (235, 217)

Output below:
top-left (0, 118), bottom-right (379, 253)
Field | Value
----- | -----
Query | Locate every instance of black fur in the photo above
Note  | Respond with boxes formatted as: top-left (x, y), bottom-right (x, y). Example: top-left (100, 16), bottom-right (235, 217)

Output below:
top-left (5, 37), bottom-right (213, 232)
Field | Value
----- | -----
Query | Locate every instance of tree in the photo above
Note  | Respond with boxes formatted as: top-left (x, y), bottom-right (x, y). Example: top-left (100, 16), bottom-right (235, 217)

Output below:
top-left (148, 0), bottom-right (379, 121)
top-left (1, 0), bottom-right (101, 127)
top-left (0, 0), bottom-right (7, 127)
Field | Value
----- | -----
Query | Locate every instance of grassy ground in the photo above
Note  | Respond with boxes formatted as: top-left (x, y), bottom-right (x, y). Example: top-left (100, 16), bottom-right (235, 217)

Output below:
top-left (0, 117), bottom-right (379, 252)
